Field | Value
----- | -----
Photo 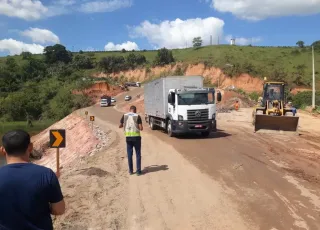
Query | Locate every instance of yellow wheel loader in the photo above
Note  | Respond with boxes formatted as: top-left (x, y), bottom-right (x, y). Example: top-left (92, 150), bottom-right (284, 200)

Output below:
top-left (252, 79), bottom-right (299, 132)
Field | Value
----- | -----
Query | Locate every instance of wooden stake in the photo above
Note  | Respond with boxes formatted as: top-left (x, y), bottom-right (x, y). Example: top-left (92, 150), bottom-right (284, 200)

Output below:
top-left (56, 148), bottom-right (60, 175)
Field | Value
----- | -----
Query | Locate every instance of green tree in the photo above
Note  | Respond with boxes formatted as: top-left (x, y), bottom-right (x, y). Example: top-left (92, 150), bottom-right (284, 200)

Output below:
top-left (311, 40), bottom-right (320, 50)
top-left (293, 64), bottom-right (306, 86)
top-left (73, 55), bottom-right (94, 69)
top-left (21, 51), bottom-right (32, 60)
top-left (192, 37), bottom-right (202, 48)
top-left (270, 68), bottom-right (287, 82)
top-left (5, 57), bottom-right (18, 72)
top-left (99, 56), bottom-right (127, 73)
top-left (126, 53), bottom-right (146, 68)
top-left (296, 41), bottom-right (305, 48)
top-left (0, 68), bottom-right (20, 94)
top-left (43, 44), bottom-right (72, 64)
top-left (153, 48), bottom-right (175, 66)
top-left (22, 58), bottom-right (47, 80)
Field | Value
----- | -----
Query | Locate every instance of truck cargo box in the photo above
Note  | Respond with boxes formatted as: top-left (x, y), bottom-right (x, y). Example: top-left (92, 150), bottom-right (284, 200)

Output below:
top-left (144, 76), bottom-right (203, 119)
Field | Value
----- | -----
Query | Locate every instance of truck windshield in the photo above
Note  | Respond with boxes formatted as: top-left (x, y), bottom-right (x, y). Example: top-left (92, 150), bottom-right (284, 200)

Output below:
top-left (177, 93), bottom-right (214, 105)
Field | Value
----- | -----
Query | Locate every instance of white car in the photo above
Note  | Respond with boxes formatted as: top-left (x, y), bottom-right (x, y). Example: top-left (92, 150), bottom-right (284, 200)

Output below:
top-left (111, 97), bottom-right (116, 103)
top-left (100, 98), bottom-right (111, 107)
top-left (125, 95), bottom-right (132, 101)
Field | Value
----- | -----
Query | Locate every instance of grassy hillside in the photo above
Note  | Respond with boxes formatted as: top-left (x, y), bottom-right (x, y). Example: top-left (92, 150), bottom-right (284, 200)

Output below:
top-left (1, 45), bottom-right (319, 87)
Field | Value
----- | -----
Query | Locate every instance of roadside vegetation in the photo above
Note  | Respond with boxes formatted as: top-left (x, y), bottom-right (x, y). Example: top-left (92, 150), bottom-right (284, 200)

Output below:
top-left (0, 44), bottom-right (95, 136)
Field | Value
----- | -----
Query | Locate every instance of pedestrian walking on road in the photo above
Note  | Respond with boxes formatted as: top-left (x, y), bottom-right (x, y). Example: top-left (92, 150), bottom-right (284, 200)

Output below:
top-left (119, 105), bottom-right (143, 176)
top-left (0, 130), bottom-right (65, 230)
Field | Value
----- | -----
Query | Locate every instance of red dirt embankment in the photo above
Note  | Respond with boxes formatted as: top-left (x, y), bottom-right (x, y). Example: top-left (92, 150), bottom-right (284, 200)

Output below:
top-left (73, 82), bottom-right (124, 103)
top-left (93, 63), bottom-right (265, 93)
top-left (32, 113), bottom-right (100, 171)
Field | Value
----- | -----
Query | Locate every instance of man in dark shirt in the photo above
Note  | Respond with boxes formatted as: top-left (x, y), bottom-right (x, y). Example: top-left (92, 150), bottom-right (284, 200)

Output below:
top-left (0, 130), bottom-right (65, 230)
top-left (119, 105), bottom-right (143, 175)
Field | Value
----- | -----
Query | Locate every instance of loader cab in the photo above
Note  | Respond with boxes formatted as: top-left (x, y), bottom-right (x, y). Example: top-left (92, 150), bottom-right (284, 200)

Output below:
top-left (262, 83), bottom-right (285, 105)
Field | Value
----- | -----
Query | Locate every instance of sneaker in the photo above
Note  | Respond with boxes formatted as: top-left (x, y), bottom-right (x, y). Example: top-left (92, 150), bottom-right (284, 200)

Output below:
top-left (136, 171), bottom-right (142, 176)
top-left (129, 172), bottom-right (134, 175)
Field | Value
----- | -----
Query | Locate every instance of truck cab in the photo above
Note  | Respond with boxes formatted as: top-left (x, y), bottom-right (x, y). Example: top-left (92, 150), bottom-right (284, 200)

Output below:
top-left (166, 87), bottom-right (220, 137)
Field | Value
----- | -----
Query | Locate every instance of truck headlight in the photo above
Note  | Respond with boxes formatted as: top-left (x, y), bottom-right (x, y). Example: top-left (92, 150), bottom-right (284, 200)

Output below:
top-left (212, 113), bottom-right (216, 120)
top-left (178, 115), bottom-right (183, 121)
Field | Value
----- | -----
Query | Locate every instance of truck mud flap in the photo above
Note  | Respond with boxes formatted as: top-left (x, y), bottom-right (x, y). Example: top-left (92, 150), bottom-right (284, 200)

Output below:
top-left (254, 114), bottom-right (299, 132)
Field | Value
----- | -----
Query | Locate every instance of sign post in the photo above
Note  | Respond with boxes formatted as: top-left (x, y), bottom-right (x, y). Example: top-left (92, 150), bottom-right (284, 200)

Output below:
top-left (90, 116), bottom-right (95, 130)
top-left (85, 111), bottom-right (88, 120)
top-left (49, 130), bottom-right (66, 177)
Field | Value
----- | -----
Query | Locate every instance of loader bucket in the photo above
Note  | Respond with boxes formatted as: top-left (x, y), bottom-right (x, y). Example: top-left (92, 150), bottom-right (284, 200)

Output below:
top-left (254, 114), bottom-right (299, 132)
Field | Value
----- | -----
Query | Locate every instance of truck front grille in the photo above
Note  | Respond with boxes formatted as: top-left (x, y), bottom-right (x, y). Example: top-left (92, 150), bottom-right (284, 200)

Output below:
top-left (187, 109), bottom-right (209, 121)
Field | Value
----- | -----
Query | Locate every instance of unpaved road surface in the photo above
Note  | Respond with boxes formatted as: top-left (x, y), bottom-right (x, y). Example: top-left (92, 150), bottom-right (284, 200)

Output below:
top-left (55, 87), bottom-right (320, 230)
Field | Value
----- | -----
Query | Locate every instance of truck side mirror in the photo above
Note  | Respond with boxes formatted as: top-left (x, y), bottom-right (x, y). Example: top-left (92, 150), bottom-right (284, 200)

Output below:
top-left (217, 92), bottom-right (222, 102)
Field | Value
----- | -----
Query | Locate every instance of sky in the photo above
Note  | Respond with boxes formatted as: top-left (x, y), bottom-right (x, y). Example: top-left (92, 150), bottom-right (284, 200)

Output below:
top-left (0, 0), bottom-right (320, 56)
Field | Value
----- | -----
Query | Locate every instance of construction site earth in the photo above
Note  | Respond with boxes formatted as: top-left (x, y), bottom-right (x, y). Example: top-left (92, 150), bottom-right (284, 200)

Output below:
top-left (25, 85), bottom-right (320, 230)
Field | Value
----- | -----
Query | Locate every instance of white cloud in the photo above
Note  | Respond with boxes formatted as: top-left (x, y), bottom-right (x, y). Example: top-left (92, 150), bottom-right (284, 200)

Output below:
top-left (225, 35), bottom-right (262, 45)
top-left (0, 0), bottom-right (48, 20)
top-left (211, 0), bottom-right (320, 20)
top-left (0, 0), bottom-right (132, 20)
top-left (129, 17), bottom-right (224, 49)
top-left (0, 39), bottom-right (44, 55)
top-left (104, 41), bottom-right (139, 51)
top-left (21, 27), bottom-right (60, 44)
top-left (79, 0), bottom-right (132, 13)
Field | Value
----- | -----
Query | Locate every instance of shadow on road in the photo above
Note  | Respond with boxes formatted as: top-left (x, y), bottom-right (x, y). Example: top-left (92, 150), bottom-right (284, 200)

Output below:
top-left (143, 165), bottom-right (169, 174)
top-left (175, 129), bottom-right (232, 139)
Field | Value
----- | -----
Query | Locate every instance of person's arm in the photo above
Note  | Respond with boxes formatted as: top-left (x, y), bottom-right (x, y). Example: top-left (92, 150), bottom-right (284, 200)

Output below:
top-left (48, 170), bottom-right (65, 215)
top-left (137, 115), bottom-right (143, 131)
top-left (119, 115), bottom-right (124, 128)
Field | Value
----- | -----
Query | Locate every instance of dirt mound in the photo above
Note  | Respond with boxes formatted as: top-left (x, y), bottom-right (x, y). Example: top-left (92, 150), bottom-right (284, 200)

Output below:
top-left (31, 113), bottom-right (101, 171)
top-left (73, 82), bottom-right (124, 103)
top-left (217, 90), bottom-right (256, 113)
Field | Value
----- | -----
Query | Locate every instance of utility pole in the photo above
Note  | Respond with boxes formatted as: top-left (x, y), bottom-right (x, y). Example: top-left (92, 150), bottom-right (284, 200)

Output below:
top-left (312, 46), bottom-right (316, 109)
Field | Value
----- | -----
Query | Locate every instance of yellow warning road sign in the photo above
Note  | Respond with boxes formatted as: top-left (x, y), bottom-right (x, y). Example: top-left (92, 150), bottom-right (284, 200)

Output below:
top-left (49, 130), bottom-right (66, 148)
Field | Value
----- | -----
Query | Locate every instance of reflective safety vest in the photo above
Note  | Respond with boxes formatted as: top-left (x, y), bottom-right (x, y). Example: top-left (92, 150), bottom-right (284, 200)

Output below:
top-left (123, 112), bottom-right (141, 137)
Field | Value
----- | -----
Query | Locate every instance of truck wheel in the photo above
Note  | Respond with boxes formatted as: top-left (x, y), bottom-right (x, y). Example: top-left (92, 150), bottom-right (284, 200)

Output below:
top-left (149, 117), bottom-right (156, 130)
top-left (201, 131), bottom-right (210, 137)
top-left (167, 120), bottom-right (174, 137)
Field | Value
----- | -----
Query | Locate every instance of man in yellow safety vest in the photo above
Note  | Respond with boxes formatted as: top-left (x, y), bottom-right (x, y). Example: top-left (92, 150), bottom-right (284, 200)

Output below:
top-left (119, 105), bottom-right (143, 175)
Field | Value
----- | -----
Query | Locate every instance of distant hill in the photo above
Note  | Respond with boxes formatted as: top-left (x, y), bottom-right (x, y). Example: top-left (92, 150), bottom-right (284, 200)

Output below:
top-left (0, 44), bottom-right (319, 87)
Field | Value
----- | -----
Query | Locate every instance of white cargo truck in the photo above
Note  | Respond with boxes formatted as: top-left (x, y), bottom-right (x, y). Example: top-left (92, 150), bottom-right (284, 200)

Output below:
top-left (144, 76), bottom-right (222, 137)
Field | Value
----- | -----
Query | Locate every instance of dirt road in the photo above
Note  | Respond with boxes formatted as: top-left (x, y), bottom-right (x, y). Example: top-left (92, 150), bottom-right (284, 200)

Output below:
top-left (55, 87), bottom-right (320, 230)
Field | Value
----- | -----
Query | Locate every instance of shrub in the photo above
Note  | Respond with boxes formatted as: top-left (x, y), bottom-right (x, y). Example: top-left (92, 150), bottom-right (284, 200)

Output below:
top-left (249, 92), bottom-right (260, 101)
top-left (292, 91), bottom-right (320, 108)
top-left (153, 48), bottom-right (175, 66)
